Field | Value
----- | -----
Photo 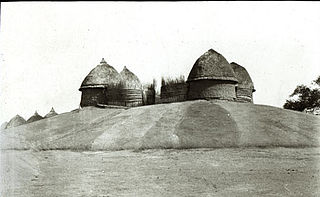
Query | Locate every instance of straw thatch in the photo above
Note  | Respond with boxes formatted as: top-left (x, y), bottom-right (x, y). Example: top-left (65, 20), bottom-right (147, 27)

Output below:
top-left (187, 49), bottom-right (238, 83)
top-left (119, 66), bottom-right (143, 107)
top-left (187, 49), bottom-right (238, 101)
top-left (6, 115), bottom-right (26, 129)
top-left (161, 75), bottom-right (185, 87)
top-left (44, 107), bottom-right (58, 118)
top-left (79, 58), bottom-right (121, 90)
top-left (26, 111), bottom-right (44, 123)
top-left (120, 66), bottom-right (142, 89)
top-left (230, 62), bottom-right (255, 103)
top-left (230, 62), bottom-right (255, 90)
top-left (1, 122), bottom-right (8, 130)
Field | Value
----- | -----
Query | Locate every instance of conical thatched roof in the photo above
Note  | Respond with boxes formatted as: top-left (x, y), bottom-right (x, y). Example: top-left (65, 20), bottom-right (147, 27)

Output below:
top-left (44, 107), bottom-right (58, 118)
top-left (230, 62), bottom-right (255, 91)
top-left (120, 66), bottom-right (142, 89)
top-left (26, 111), bottom-right (43, 123)
top-left (1, 122), bottom-right (8, 130)
top-left (187, 49), bottom-right (238, 83)
top-left (80, 58), bottom-right (121, 90)
top-left (6, 115), bottom-right (26, 129)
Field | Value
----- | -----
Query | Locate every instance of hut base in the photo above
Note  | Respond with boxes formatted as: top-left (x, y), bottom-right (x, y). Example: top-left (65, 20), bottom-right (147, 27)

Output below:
top-left (187, 80), bottom-right (236, 101)
top-left (236, 88), bottom-right (253, 103)
top-left (80, 88), bottom-right (143, 107)
top-left (80, 88), bottom-right (106, 107)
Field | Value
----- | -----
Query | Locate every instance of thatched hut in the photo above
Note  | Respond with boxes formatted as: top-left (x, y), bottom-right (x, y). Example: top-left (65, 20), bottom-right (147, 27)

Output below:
top-left (187, 49), bottom-right (238, 101)
top-left (6, 115), bottom-right (26, 129)
top-left (44, 107), bottom-right (58, 118)
top-left (230, 62), bottom-right (255, 103)
top-left (26, 111), bottom-right (44, 123)
top-left (1, 122), bottom-right (8, 130)
top-left (79, 58), bottom-right (122, 107)
top-left (79, 59), bottom-right (145, 107)
top-left (119, 66), bottom-right (143, 107)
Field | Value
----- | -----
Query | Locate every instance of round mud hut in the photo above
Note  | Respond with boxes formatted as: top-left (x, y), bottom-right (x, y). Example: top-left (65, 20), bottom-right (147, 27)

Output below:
top-left (6, 115), bottom-right (26, 129)
top-left (119, 66), bottom-right (143, 107)
top-left (26, 111), bottom-right (44, 124)
top-left (186, 49), bottom-right (238, 101)
top-left (79, 58), bottom-right (122, 107)
top-left (230, 62), bottom-right (255, 103)
top-left (44, 107), bottom-right (58, 118)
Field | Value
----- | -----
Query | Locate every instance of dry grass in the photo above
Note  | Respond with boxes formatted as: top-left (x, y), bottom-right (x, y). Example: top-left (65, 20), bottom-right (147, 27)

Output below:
top-left (161, 75), bottom-right (185, 87)
top-left (143, 78), bottom-right (157, 90)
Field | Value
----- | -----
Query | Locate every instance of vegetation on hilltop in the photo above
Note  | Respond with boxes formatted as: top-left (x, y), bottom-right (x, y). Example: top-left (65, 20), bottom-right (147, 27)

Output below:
top-left (161, 75), bottom-right (185, 87)
top-left (284, 76), bottom-right (320, 111)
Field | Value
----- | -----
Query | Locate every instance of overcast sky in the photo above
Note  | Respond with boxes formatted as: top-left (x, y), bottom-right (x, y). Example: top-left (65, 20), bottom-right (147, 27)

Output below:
top-left (1, 2), bottom-right (320, 123)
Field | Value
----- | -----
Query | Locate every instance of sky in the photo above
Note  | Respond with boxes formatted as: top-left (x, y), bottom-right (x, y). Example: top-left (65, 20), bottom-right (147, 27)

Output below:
top-left (1, 2), bottom-right (320, 123)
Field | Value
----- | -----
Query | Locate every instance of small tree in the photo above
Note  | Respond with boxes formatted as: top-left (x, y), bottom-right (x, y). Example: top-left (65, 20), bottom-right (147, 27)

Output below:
top-left (283, 76), bottom-right (320, 111)
top-left (313, 75), bottom-right (320, 86)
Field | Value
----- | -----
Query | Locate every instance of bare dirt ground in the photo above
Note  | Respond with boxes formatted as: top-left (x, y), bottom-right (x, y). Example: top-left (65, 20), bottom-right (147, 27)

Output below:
top-left (1, 100), bottom-right (320, 151)
top-left (1, 148), bottom-right (319, 197)
top-left (1, 101), bottom-right (319, 196)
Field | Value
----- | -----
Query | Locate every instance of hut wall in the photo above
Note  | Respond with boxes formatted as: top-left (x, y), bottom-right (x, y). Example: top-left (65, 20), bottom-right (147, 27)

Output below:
top-left (105, 88), bottom-right (124, 106)
top-left (80, 88), bottom-right (106, 107)
top-left (81, 88), bottom-right (143, 107)
top-left (105, 88), bottom-right (143, 107)
top-left (160, 83), bottom-right (188, 103)
top-left (187, 80), bottom-right (236, 101)
top-left (121, 89), bottom-right (143, 107)
top-left (236, 87), bottom-right (253, 103)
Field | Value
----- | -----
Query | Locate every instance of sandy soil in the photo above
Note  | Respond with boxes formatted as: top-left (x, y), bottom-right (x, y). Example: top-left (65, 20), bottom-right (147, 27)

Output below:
top-left (1, 148), bottom-right (319, 197)
top-left (1, 101), bottom-right (320, 151)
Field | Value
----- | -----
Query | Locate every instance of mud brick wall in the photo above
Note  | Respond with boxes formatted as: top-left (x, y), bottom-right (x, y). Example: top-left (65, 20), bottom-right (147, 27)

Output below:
top-left (80, 88), bottom-right (106, 107)
top-left (187, 80), bottom-right (236, 101)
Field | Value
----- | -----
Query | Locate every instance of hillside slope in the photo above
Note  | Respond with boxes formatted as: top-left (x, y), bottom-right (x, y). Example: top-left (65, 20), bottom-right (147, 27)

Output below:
top-left (1, 100), bottom-right (319, 151)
